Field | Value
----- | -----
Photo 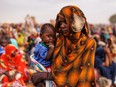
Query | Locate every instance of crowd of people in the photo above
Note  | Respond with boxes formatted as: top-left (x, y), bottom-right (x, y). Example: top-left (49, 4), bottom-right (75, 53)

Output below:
top-left (0, 5), bottom-right (116, 87)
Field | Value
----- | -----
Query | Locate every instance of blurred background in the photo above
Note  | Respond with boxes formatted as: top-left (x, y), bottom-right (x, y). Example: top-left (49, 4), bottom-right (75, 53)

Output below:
top-left (0, 0), bottom-right (116, 24)
top-left (0, 0), bottom-right (116, 87)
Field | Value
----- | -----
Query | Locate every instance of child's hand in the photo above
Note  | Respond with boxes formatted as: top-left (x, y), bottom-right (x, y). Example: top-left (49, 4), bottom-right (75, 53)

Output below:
top-left (48, 42), bottom-right (54, 48)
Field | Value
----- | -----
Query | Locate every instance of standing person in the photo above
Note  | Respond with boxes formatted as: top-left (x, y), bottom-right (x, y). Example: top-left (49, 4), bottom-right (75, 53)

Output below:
top-left (31, 5), bottom-right (96, 87)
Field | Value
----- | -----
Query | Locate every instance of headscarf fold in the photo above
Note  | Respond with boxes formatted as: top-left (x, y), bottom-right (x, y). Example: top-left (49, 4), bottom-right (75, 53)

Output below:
top-left (55, 5), bottom-right (89, 37)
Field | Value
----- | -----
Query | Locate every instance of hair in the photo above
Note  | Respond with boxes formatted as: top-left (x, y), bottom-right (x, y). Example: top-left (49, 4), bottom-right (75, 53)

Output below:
top-left (40, 23), bottom-right (55, 36)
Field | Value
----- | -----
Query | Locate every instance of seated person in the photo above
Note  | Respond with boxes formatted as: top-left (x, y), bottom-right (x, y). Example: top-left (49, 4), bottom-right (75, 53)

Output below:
top-left (0, 44), bottom-right (29, 87)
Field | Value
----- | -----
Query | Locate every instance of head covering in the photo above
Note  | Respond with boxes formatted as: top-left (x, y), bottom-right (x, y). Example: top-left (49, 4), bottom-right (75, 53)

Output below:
top-left (0, 44), bottom-right (28, 86)
top-left (5, 44), bottom-right (17, 57)
top-left (55, 5), bottom-right (89, 37)
top-left (52, 5), bottom-right (96, 87)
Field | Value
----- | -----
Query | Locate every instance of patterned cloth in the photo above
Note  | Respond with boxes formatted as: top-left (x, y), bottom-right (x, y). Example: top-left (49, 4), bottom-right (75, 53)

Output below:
top-left (0, 44), bottom-right (28, 87)
top-left (52, 5), bottom-right (96, 87)
top-left (34, 42), bottom-right (51, 67)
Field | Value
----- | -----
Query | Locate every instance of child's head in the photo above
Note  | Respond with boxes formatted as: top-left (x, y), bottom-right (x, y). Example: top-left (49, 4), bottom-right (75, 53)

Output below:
top-left (40, 23), bottom-right (56, 45)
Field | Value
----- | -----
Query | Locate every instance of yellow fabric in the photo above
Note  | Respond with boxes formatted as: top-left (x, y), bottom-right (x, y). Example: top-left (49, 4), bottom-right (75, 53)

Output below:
top-left (16, 34), bottom-right (24, 46)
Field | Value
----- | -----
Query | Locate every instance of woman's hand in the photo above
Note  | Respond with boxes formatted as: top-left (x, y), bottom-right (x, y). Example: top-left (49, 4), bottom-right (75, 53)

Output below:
top-left (4, 70), bottom-right (20, 81)
top-left (48, 42), bottom-right (54, 48)
top-left (31, 72), bottom-right (47, 86)
top-left (31, 72), bottom-right (53, 86)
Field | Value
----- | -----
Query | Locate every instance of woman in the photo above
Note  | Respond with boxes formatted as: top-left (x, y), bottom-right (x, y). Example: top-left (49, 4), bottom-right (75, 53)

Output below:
top-left (0, 44), bottom-right (29, 87)
top-left (31, 5), bottom-right (96, 87)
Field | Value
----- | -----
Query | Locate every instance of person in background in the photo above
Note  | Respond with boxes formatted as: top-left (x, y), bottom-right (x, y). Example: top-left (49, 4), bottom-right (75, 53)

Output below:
top-left (0, 32), bottom-right (10, 55)
top-left (34, 28), bottom-right (41, 45)
top-left (0, 44), bottom-right (29, 87)
top-left (31, 5), bottom-right (96, 87)
top-left (104, 38), bottom-right (116, 86)
top-left (9, 31), bottom-right (18, 49)
top-left (100, 28), bottom-right (109, 43)
top-left (26, 28), bottom-right (38, 55)
top-left (94, 37), bottom-right (116, 86)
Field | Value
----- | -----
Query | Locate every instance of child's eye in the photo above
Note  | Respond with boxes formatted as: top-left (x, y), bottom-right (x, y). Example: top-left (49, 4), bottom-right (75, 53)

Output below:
top-left (47, 35), bottom-right (51, 38)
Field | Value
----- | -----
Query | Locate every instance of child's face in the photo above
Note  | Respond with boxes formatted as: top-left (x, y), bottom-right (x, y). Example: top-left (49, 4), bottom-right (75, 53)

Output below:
top-left (41, 27), bottom-right (55, 45)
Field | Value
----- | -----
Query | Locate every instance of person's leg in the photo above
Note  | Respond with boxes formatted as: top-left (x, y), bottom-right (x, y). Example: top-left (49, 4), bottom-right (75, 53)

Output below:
top-left (109, 62), bottom-right (116, 84)
top-left (98, 65), bottom-right (111, 79)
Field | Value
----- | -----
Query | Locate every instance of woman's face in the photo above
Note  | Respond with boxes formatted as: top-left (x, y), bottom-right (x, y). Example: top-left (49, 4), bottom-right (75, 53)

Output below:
top-left (58, 18), bottom-right (70, 37)
top-left (5, 44), bottom-right (19, 60)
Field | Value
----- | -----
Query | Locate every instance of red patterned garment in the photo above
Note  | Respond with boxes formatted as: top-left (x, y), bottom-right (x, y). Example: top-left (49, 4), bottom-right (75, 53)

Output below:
top-left (0, 44), bottom-right (28, 87)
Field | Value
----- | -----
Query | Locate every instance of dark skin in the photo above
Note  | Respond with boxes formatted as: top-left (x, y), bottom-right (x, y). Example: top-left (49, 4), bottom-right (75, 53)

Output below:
top-left (3, 70), bottom-right (20, 82)
top-left (45, 43), bottom-right (54, 60)
top-left (32, 20), bottom-right (84, 86)
top-left (31, 26), bottom-right (55, 87)
top-left (40, 27), bottom-right (55, 61)
top-left (2, 50), bottom-right (21, 82)
top-left (103, 38), bottom-right (114, 67)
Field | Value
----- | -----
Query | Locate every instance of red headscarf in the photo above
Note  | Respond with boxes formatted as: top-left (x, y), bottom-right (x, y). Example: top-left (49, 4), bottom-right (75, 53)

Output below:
top-left (0, 44), bottom-right (28, 86)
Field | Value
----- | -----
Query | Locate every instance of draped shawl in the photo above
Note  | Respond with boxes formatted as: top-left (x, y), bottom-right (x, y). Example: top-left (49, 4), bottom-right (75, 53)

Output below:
top-left (52, 5), bottom-right (96, 87)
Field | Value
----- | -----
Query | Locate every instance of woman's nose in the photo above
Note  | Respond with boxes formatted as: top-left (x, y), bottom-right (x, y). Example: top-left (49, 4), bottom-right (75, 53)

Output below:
top-left (60, 22), bottom-right (66, 28)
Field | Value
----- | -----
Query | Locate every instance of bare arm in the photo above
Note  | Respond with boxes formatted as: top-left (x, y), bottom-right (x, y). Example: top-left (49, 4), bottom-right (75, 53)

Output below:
top-left (45, 43), bottom-right (54, 60)
top-left (103, 47), bottom-right (112, 66)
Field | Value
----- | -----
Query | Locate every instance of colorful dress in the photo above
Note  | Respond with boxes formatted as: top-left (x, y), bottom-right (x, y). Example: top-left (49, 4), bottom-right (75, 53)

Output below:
top-left (0, 44), bottom-right (28, 87)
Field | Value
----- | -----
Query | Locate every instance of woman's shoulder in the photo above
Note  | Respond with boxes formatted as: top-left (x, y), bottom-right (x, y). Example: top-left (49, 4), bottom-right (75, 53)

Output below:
top-left (86, 37), bottom-right (96, 44)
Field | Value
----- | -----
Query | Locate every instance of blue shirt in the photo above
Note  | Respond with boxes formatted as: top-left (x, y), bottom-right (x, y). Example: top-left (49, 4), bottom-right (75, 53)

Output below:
top-left (0, 46), bottom-right (4, 55)
top-left (95, 46), bottom-right (105, 68)
top-left (33, 42), bottom-right (51, 67)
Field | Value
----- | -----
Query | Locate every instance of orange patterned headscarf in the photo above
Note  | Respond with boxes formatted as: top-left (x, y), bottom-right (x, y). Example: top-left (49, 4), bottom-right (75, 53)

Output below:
top-left (55, 5), bottom-right (89, 37)
top-left (52, 5), bottom-right (96, 87)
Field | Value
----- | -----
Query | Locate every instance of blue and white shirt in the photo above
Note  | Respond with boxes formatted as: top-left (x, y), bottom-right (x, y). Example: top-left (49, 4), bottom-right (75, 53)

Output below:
top-left (33, 42), bottom-right (51, 67)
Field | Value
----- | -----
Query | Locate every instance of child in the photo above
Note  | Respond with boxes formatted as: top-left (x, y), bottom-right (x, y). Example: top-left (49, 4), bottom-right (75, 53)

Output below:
top-left (33, 23), bottom-right (56, 71)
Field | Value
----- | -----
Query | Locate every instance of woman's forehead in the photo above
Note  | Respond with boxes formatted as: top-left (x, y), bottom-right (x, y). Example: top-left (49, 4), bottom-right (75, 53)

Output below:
top-left (57, 14), bottom-right (65, 22)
